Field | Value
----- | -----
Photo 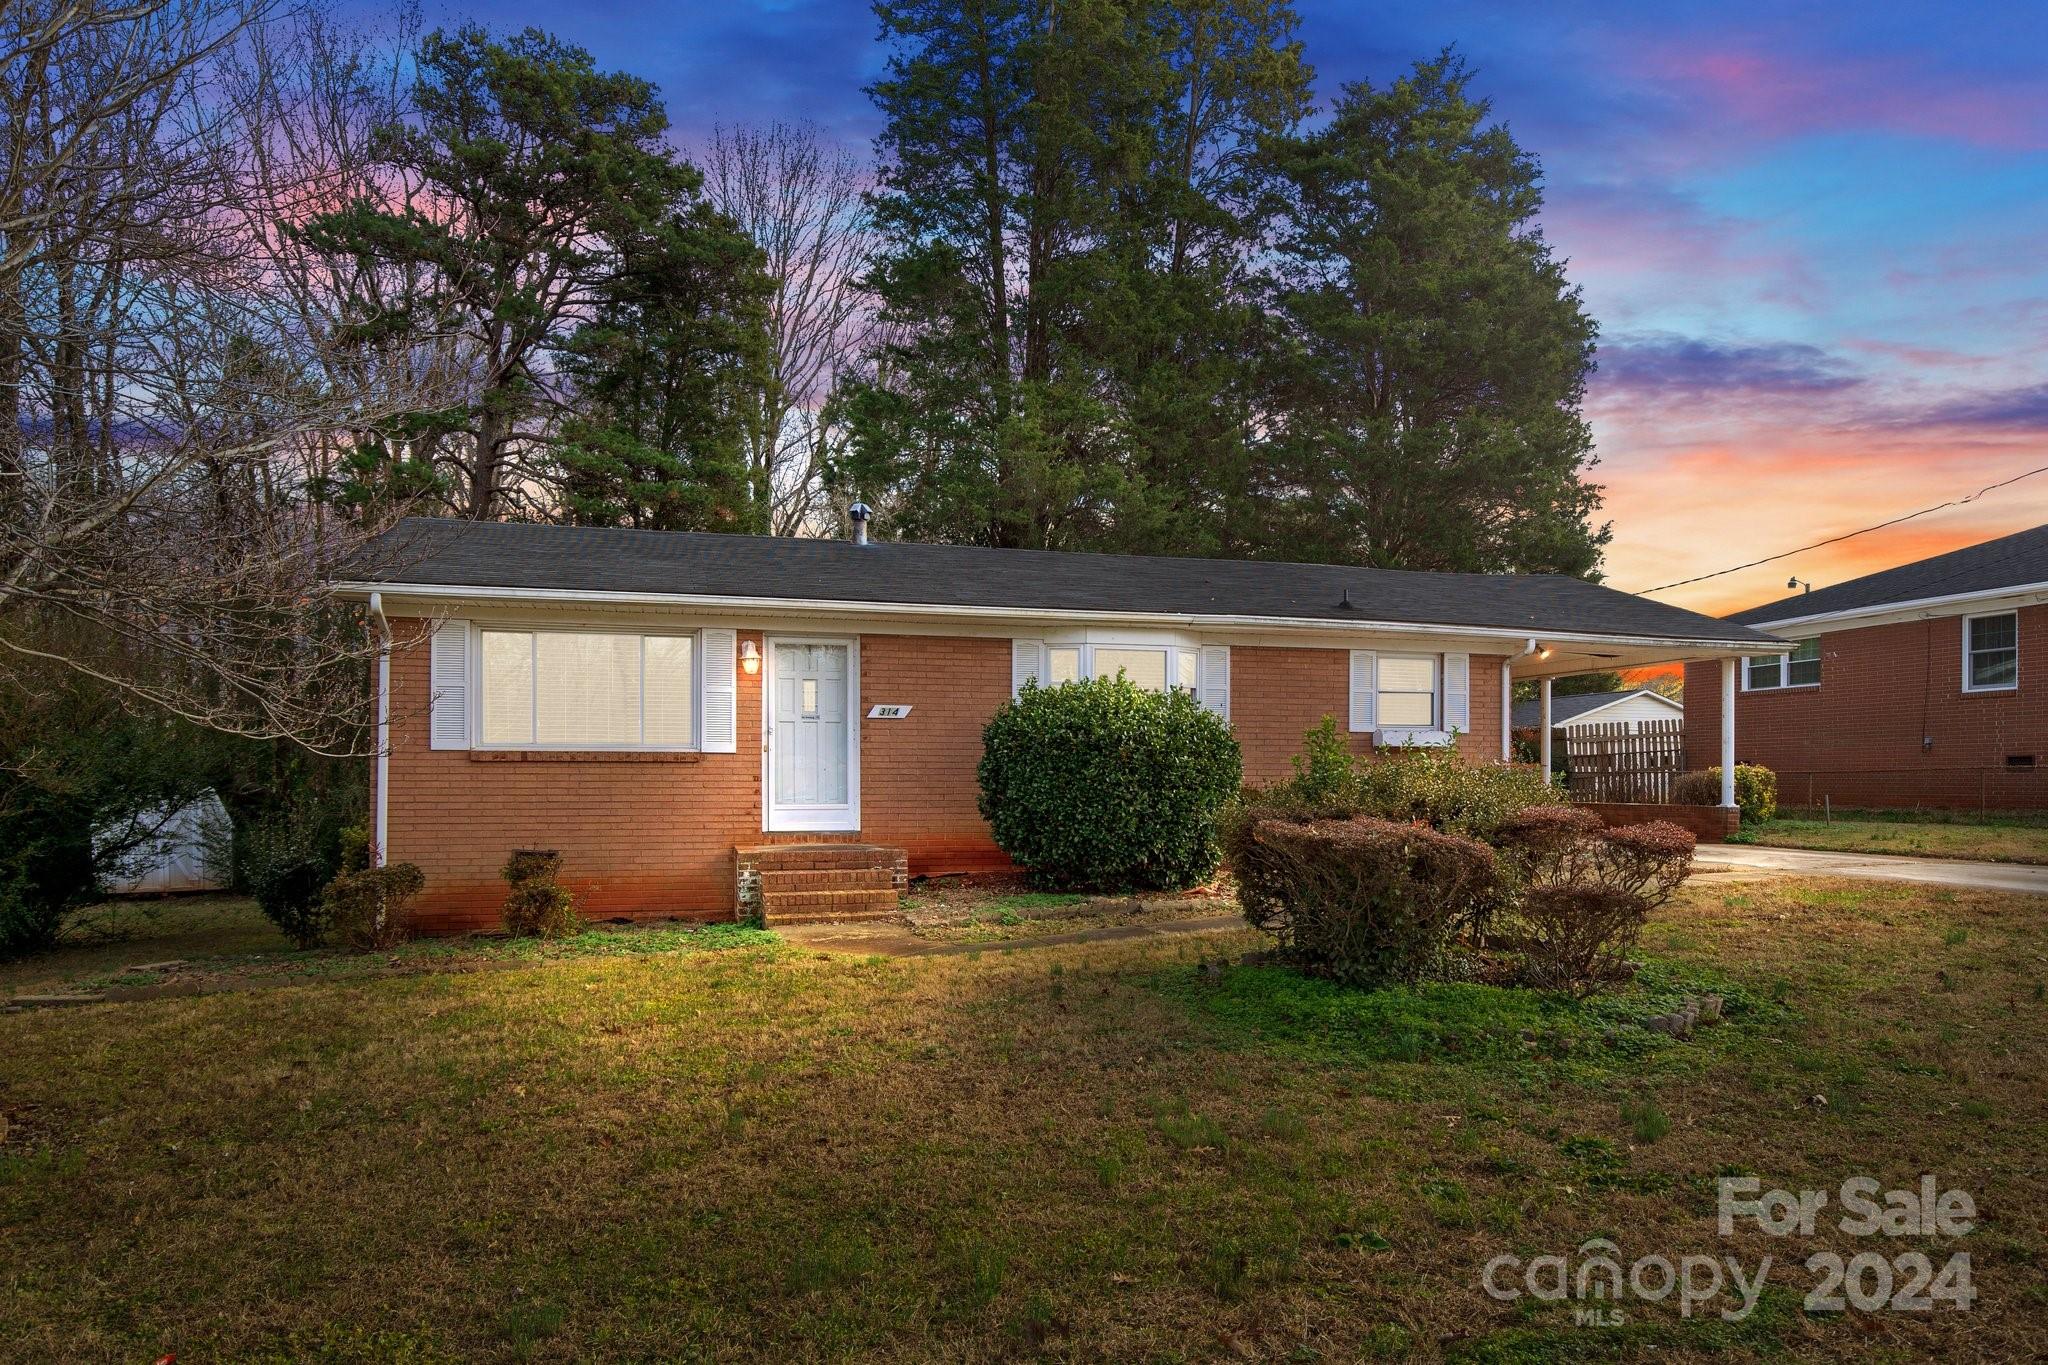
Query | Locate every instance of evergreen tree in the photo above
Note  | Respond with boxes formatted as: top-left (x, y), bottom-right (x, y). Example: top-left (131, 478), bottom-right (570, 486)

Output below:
top-left (1256, 53), bottom-right (1607, 575)
top-left (838, 0), bottom-right (1309, 550)
top-left (298, 26), bottom-right (767, 522)
top-left (556, 208), bottom-right (776, 531)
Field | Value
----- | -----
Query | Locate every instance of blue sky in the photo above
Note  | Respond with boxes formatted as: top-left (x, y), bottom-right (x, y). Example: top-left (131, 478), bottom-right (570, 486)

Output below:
top-left (387, 0), bottom-right (2048, 610)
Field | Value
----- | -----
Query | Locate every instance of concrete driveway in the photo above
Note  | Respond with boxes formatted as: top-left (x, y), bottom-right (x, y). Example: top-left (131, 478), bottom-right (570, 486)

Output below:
top-left (1695, 843), bottom-right (2048, 895)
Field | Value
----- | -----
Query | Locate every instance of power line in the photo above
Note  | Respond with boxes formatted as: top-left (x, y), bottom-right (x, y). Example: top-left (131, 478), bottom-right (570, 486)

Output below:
top-left (1635, 459), bottom-right (2048, 595)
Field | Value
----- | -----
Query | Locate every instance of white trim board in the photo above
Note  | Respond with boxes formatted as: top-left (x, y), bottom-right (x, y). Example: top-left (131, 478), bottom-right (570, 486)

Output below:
top-left (1743, 584), bottom-right (2048, 634)
top-left (338, 579), bottom-right (1769, 657)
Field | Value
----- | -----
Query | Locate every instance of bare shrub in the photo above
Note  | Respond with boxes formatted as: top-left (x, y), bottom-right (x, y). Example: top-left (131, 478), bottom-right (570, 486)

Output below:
top-left (1494, 813), bottom-right (1695, 994)
top-left (323, 862), bottom-right (426, 951)
top-left (502, 850), bottom-right (578, 939)
top-left (1227, 815), bottom-right (1499, 987)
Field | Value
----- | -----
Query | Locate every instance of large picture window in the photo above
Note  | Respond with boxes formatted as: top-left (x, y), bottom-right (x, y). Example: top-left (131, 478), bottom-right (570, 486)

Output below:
top-left (1744, 638), bottom-right (1820, 691)
top-left (479, 629), bottom-right (697, 748)
top-left (1964, 612), bottom-right (2018, 693)
top-left (1045, 642), bottom-right (1200, 699)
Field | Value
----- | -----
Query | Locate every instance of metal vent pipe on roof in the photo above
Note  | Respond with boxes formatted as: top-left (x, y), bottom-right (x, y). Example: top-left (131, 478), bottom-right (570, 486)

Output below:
top-left (849, 501), bottom-right (872, 545)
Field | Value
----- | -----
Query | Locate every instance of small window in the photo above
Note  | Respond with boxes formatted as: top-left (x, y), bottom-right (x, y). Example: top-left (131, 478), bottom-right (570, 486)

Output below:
top-left (2005, 754), bottom-right (2035, 769)
top-left (1047, 646), bottom-right (1081, 685)
top-left (1965, 613), bottom-right (2018, 692)
top-left (1746, 638), bottom-right (1820, 691)
top-left (1377, 654), bottom-right (1438, 728)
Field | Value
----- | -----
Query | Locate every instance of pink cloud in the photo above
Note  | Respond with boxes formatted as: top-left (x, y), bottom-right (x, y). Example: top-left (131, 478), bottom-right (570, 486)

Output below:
top-left (1633, 44), bottom-right (2048, 152)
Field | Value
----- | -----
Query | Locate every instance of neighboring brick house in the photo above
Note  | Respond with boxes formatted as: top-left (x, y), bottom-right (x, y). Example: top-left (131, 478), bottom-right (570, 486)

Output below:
top-left (343, 516), bottom-right (1776, 932)
top-left (1685, 524), bottom-right (2048, 809)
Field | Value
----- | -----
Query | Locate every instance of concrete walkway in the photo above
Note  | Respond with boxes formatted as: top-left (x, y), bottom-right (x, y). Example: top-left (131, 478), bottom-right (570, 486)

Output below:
top-left (1695, 843), bottom-right (2048, 895)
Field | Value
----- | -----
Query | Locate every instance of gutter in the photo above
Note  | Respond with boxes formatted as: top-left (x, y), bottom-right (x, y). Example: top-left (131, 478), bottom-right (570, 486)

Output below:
top-left (368, 591), bottom-right (390, 869)
top-left (332, 580), bottom-right (1775, 655)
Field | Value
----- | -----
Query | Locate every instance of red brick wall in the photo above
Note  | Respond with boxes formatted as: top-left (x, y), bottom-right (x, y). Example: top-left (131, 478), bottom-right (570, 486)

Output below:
top-left (1576, 801), bottom-right (1738, 841)
top-left (1233, 647), bottom-right (1508, 783)
top-left (1684, 605), bottom-right (2048, 809)
top-left (854, 634), bottom-right (1014, 876)
top-left (380, 622), bottom-right (1514, 932)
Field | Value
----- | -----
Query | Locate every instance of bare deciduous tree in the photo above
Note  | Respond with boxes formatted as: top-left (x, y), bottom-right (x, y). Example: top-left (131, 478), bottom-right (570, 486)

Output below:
top-left (704, 121), bottom-right (874, 536)
top-left (0, 0), bottom-right (448, 753)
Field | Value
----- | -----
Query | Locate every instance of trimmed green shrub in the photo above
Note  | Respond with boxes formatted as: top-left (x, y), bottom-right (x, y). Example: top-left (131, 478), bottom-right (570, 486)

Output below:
top-left (322, 863), bottom-right (427, 951)
top-left (1223, 815), bottom-right (1499, 987)
top-left (502, 849), bottom-right (578, 939)
top-left (1672, 764), bottom-right (1778, 824)
top-left (978, 676), bottom-right (1242, 891)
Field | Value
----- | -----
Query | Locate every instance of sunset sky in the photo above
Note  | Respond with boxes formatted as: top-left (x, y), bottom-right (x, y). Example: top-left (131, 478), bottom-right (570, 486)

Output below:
top-left (393, 0), bottom-right (2047, 617)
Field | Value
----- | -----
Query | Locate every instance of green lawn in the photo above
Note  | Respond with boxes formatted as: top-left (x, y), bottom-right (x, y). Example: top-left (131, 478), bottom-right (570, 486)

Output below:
top-left (2, 878), bottom-right (2043, 1360)
top-left (1742, 806), bottom-right (2048, 864)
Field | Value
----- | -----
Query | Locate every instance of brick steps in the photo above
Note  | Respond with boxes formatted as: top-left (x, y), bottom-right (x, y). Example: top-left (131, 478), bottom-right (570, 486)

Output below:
top-left (737, 843), bottom-right (907, 926)
top-left (759, 867), bottom-right (894, 893)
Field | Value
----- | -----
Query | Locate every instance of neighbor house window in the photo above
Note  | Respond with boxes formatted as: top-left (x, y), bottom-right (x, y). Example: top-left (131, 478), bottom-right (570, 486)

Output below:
top-left (1375, 654), bottom-right (1438, 728)
top-left (1744, 638), bottom-right (1820, 690)
top-left (1965, 612), bottom-right (2018, 692)
top-left (479, 629), bottom-right (697, 748)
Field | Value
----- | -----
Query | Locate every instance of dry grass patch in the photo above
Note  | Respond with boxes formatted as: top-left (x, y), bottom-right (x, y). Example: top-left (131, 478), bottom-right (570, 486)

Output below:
top-left (900, 872), bottom-right (1228, 944)
top-left (0, 876), bottom-right (2043, 1361)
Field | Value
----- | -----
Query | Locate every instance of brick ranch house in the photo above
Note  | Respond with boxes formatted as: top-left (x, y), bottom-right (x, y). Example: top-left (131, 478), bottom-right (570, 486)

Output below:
top-left (1685, 523), bottom-right (2048, 809)
top-left (341, 516), bottom-right (1780, 932)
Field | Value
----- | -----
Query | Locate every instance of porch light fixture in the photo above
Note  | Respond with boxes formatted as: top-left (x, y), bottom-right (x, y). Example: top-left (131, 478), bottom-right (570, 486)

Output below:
top-left (739, 640), bottom-right (761, 675)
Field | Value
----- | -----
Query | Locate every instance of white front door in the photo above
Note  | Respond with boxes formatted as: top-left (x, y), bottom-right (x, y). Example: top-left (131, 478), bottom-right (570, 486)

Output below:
top-left (765, 638), bottom-right (858, 831)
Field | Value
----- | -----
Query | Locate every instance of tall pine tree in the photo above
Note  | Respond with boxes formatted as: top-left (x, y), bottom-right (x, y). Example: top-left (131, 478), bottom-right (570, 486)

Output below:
top-left (838, 0), bottom-right (1309, 550)
top-left (1256, 53), bottom-right (1608, 574)
top-left (299, 26), bottom-right (771, 524)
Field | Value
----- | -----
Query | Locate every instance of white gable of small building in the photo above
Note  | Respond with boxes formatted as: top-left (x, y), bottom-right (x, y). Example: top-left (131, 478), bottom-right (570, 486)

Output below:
top-left (1559, 691), bottom-right (1682, 732)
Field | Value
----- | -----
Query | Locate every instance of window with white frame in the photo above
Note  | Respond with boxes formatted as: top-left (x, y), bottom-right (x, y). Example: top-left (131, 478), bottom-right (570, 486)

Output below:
top-left (1744, 638), bottom-right (1820, 691)
top-left (479, 628), bottom-right (698, 748)
top-left (1046, 642), bottom-right (1200, 698)
top-left (1965, 612), bottom-right (2018, 692)
top-left (1375, 654), bottom-right (1438, 728)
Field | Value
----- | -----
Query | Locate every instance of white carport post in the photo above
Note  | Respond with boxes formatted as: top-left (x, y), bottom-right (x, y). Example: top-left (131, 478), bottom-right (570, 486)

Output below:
top-left (1719, 657), bottom-right (1738, 810)
top-left (1538, 677), bottom-right (1553, 783)
top-left (1500, 661), bottom-right (1512, 762)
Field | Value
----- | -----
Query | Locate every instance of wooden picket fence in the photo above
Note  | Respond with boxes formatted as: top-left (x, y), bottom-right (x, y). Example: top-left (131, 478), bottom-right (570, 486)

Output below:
top-left (1562, 718), bottom-right (1685, 804)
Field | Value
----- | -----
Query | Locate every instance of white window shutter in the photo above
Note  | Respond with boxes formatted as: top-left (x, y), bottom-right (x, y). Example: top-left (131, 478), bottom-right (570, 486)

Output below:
top-left (1348, 650), bottom-right (1376, 732)
top-left (1200, 645), bottom-right (1230, 720)
top-left (700, 628), bottom-right (738, 752)
top-left (1445, 652), bottom-right (1470, 733)
top-left (1012, 639), bottom-right (1045, 697)
top-left (429, 620), bottom-right (470, 750)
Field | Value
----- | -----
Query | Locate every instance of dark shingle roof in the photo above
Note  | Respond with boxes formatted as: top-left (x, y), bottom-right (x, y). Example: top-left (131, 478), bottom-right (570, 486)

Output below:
top-left (350, 518), bottom-right (1775, 644)
top-left (1508, 688), bottom-right (1680, 730)
top-left (1729, 523), bottom-right (2048, 625)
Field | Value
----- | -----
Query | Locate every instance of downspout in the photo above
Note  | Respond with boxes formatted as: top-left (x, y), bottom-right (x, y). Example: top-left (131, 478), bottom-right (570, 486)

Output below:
top-left (369, 592), bottom-right (391, 868)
